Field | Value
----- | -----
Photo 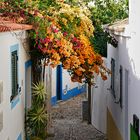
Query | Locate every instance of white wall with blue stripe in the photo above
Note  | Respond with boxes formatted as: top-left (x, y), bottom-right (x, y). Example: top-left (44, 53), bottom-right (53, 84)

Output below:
top-left (0, 30), bottom-right (31, 140)
top-left (51, 65), bottom-right (86, 106)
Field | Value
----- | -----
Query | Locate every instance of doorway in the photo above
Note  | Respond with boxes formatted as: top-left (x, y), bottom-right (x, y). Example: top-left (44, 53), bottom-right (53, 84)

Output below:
top-left (56, 65), bottom-right (62, 100)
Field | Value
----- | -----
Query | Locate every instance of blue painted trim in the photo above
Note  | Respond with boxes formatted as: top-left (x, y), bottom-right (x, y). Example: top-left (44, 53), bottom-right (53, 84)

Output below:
top-left (11, 96), bottom-right (20, 109)
top-left (25, 60), bottom-right (32, 69)
top-left (56, 68), bottom-right (57, 100)
top-left (60, 65), bottom-right (63, 99)
top-left (10, 44), bottom-right (20, 110)
top-left (25, 60), bottom-right (32, 109)
top-left (55, 65), bottom-right (86, 104)
top-left (17, 133), bottom-right (22, 140)
top-left (62, 85), bottom-right (86, 101)
top-left (51, 96), bottom-right (57, 106)
top-left (51, 85), bottom-right (86, 106)
top-left (10, 44), bottom-right (19, 52)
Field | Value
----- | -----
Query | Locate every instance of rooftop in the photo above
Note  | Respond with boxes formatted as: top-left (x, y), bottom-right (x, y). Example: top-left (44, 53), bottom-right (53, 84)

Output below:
top-left (104, 18), bottom-right (129, 32)
top-left (0, 17), bottom-right (32, 33)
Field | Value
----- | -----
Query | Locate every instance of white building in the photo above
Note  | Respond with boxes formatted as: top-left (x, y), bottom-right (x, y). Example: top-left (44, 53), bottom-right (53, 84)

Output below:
top-left (105, 19), bottom-right (130, 140)
top-left (0, 17), bottom-right (32, 140)
top-left (91, 0), bottom-right (140, 140)
top-left (47, 65), bottom-right (86, 106)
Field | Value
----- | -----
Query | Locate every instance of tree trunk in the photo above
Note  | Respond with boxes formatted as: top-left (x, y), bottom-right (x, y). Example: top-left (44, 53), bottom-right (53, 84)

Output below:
top-left (46, 64), bottom-right (52, 133)
top-left (42, 58), bottom-right (46, 82)
top-left (88, 83), bottom-right (91, 124)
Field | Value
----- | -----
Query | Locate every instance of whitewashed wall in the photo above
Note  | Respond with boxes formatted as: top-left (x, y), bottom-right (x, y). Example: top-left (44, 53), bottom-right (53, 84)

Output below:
top-left (107, 36), bottom-right (129, 140)
top-left (125, 3), bottom-right (140, 139)
top-left (107, 29), bottom-right (140, 140)
top-left (0, 30), bottom-right (30, 140)
top-left (62, 69), bottom-right (83, 93)
top-left (48, 65), bottom-right (86, 105)
top-left (92, 1), bottom-right (140, 139)
top-left (51, 68), bottom-right (57, 97)
top-left (45, 65), bottom-right (56, 98)
top-left (91, 71), bottom-right (108, 134)
top-left (129, 0), bottom-right (140, 34)
top-left (127, 2), bottom-right (140, 138)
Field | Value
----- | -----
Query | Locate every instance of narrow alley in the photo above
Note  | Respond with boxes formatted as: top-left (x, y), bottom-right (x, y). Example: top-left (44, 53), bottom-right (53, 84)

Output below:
top-left (47, 93), bottom-right (107, 140)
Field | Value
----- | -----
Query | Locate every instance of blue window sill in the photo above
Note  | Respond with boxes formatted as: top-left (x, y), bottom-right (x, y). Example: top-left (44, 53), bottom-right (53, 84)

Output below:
top-left (11, 96), bottom-right (20, 109)
top-left (17, 133), bottom-right (22, 140)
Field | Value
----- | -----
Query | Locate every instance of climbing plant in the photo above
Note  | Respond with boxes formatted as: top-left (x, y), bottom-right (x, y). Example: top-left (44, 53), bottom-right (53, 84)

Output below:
top-left (55, 0), bottom-right (128, 56)
top-left (0, 0), bottom-right (110, 85)
top-left (0, 0), bottom-right (116, 125)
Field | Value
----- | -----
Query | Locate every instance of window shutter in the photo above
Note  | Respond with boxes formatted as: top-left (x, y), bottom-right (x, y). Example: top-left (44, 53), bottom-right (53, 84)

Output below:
top-left (111, 58), bottom-right (115, 98)
top-left (120, 66), bottom-right (123, 108)
top-left (11, 51), bottom-right (18, 100)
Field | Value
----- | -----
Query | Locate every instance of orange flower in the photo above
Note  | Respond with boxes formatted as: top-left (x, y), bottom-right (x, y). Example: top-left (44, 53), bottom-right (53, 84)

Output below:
top-left (88, 58), bottom-right (93, 65)
top-left (101, 72), bottom-right (107, 80)
top-left (92, 65), bottom-right (99, 74)
top-left (79, 55), bottom-right (85, 64)
top-left (71, 74), bottom-right (82, 83)
top-left (52, 52), bottom-right (60, 61)
top-left (70, 55), bottom-right (81, 68)
top-left (75, 69), bottom-right (83, 76)
top-left (96, 54), bottom-right (103, 64)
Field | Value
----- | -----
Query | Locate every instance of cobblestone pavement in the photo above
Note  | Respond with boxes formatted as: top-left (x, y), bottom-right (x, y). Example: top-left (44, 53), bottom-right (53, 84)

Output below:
top-left (47, 93), bottom-right (107, 140)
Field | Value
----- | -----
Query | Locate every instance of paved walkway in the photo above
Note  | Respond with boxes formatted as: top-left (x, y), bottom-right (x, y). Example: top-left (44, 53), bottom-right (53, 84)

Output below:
top-left (47, 93), bottom-right (107, 140)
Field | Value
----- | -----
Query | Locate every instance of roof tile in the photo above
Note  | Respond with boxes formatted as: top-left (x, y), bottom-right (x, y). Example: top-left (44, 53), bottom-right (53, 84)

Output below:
top-left (0, 17), bottom-right (32, 33)
top-left (105, 18), bottom-right (129, 32)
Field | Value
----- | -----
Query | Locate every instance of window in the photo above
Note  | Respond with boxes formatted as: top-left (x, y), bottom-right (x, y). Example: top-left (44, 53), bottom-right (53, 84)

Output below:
top-left (111, 58), bottom-right (115, 98)
top-left (120, 65), bottom-right (123, 108)
top-left (11, 50), bottom-right (18, 101)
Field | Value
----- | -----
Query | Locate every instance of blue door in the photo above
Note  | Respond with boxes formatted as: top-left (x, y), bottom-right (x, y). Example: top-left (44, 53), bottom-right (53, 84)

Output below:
top-left (56, 65), bottom-right (62, 100)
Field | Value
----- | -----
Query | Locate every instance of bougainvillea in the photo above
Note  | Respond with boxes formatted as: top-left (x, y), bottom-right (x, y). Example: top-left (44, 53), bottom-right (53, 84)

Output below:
top-left (0, 0), bottom-right (110, 84)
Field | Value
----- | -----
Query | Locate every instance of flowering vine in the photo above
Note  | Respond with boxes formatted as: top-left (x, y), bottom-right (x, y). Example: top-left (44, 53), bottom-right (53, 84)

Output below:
top-left (0, 0), bottom-right (110, 84)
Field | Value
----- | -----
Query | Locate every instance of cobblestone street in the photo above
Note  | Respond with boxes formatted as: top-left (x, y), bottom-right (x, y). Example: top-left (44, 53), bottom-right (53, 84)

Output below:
top-left (47, 93), bottom-right (107, 140)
